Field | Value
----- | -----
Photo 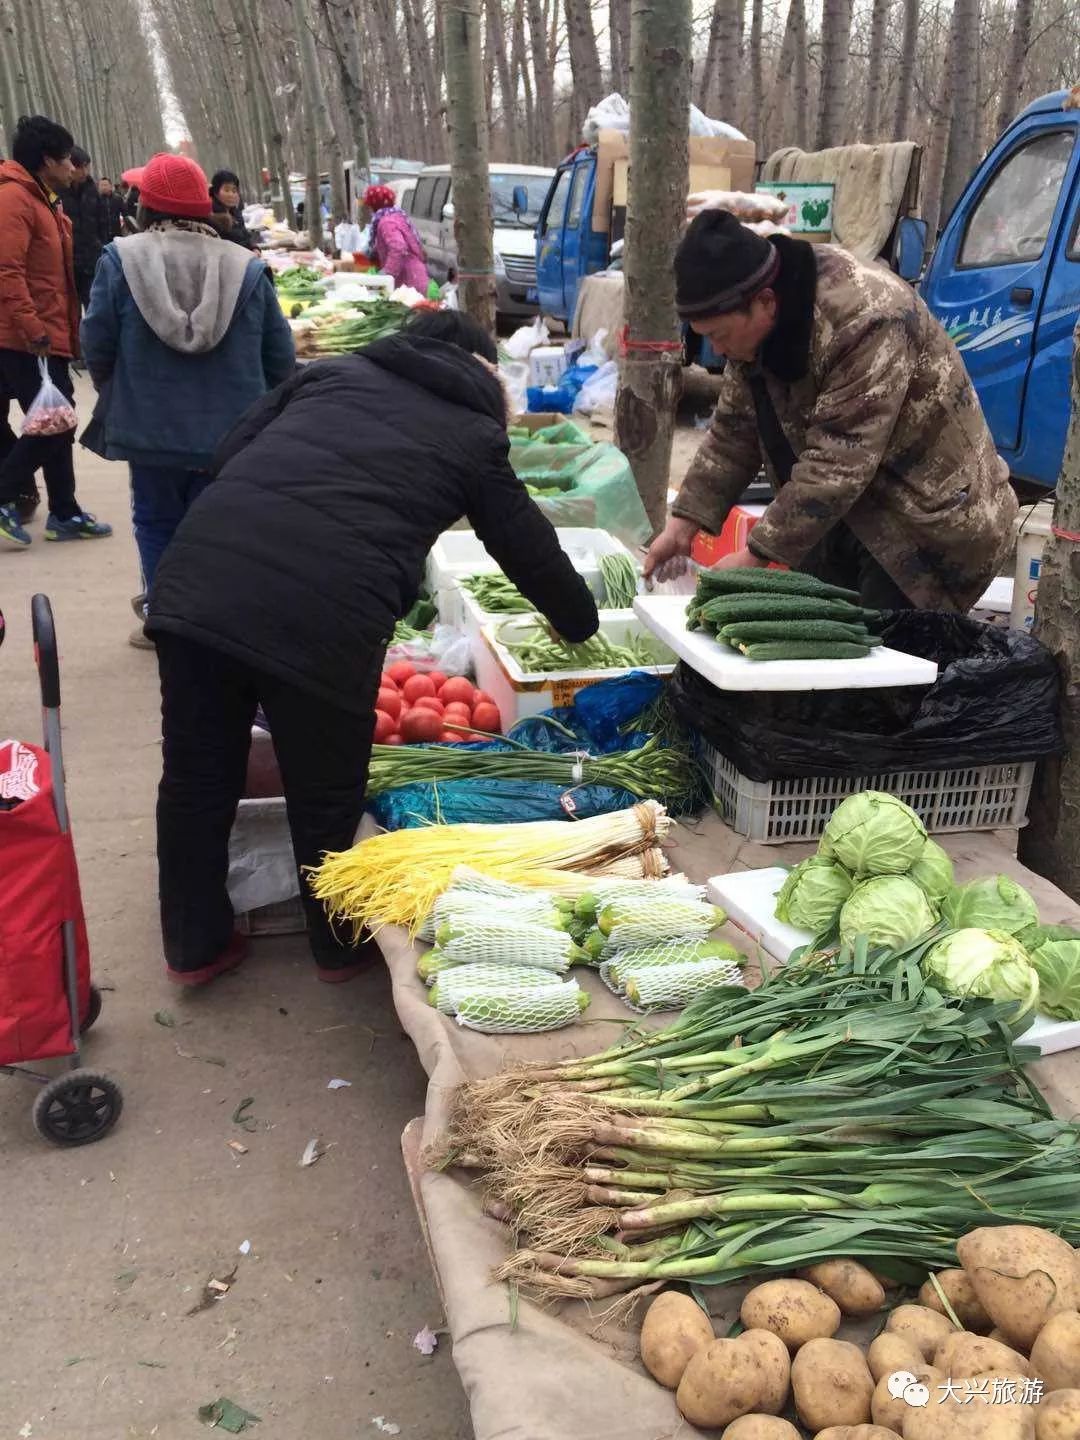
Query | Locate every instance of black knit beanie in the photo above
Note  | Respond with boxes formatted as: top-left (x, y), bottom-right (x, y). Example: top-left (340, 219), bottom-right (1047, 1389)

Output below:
top-left (675, 210), bottom-right (781, 319)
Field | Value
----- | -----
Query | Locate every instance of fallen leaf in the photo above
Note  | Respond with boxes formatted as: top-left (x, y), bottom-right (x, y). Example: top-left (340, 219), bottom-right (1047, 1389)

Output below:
top-left (327, 1078), bottom-right (351, 1090)
top-left (370, 1419), bottom-right (400, 1436)
top-left (197, 1397), bottom-right (260, 1433)
top-left (138, 1360), bottom-right (167, 1369)
top-left (176, 1044), bottom-right (227, 1067)
top-left (114, 1270), bottom-right (138, 1290)
top-left (153, 1010), bottom-right (175, 1028)
top-left (299, 1138), bottom-right (322, 1167)
top-left (65, 1356), bottom-right (88, 1367)
top-left (412, 1325), bottom-right (438, 1356)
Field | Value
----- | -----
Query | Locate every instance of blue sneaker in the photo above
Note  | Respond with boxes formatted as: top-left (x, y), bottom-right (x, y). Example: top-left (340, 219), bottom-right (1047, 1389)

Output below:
top-left (0, 503), bottom-right (32, 548)
top-left (44, 510), bottom-right (113, 541)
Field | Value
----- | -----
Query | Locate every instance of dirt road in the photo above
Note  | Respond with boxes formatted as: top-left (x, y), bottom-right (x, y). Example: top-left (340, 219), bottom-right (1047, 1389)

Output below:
top-left (0, 380), bottom-right (471, 1439)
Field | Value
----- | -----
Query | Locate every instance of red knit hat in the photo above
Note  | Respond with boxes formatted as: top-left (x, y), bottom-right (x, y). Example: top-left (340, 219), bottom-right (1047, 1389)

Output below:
top-left (138, 153), bottom-right (212, 219)
top-left (363, 184), bottom-right (396, 212)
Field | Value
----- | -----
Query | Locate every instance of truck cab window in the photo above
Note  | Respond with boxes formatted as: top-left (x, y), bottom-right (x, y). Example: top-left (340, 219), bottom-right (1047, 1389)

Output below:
top-left (960, 131), bottom-right (1075, 267)
top-left (566, 168), bottom-right (585, 230)
top-left (542, 168), bottom-right (573, 233)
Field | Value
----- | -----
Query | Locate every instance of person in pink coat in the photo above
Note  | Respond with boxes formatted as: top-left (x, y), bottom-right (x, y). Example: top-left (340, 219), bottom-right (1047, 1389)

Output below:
top-left (363, 184), bottom-right (430, 293)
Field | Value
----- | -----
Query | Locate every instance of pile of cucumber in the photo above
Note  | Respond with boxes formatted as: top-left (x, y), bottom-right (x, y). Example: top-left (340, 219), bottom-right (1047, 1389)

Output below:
top-left (686, 568), bottom-right (884, 660)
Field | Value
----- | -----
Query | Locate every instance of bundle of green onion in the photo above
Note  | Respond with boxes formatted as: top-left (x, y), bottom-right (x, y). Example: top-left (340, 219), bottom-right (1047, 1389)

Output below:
top-left (496, 618), bottom-right (664, 673)
top-left (440, 934), bottom-right (1080, 1297)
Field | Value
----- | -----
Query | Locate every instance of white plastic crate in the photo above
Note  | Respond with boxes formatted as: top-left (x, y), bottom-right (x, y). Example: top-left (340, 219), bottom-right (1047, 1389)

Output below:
top-left (236, 895), bottom-right (307, 936)
top-left (696, 734), bottom-right (1036, 844)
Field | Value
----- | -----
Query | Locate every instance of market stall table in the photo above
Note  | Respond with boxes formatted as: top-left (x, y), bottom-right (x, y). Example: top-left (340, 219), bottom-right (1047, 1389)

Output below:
top-left (369, 811), bottom-right (1080, 1440)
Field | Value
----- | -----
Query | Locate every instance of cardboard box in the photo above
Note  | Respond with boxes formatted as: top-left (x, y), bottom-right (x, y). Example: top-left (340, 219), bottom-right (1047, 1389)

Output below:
top-left (755, 181), bottom-right (835, 241)
top-left (614, 162), bottom-right (731, 209)
top-left (593, 130), bottom-right (756, 231)
top-left (691, 504), bottom-right (767, 567)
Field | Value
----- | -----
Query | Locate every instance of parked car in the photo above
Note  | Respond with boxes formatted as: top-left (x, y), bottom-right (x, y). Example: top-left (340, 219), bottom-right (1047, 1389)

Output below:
top-left (921, 88), bottom-right (1080, 491)
top-left (407, 162), bottom-right (555, 318)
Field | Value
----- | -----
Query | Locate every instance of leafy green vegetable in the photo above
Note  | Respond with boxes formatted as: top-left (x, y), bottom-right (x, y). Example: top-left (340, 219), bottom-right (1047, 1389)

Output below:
top-left (838, 875), bottom-right (938, 948)
top-left (1026, 934), bottom-right (1080, 1020)
top-left (940, 874), bottom-right (1039, 937)
top-left (922, 928), bottom-right (1040, 1019)
top-left (907, 838), bottom-right (954, 901)
top-left (820, 792), bottom-right (928, 876)
top-left (775, 856), bottom-right (853, 931)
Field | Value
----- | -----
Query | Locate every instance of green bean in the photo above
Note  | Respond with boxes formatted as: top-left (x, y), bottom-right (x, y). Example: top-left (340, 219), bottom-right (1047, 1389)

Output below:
top-left (598, 554), bottom-right (639, 609)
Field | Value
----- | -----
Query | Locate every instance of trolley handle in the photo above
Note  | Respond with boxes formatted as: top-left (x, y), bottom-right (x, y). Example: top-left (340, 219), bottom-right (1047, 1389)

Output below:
top-left (31, 593), bottom-right (61, 710)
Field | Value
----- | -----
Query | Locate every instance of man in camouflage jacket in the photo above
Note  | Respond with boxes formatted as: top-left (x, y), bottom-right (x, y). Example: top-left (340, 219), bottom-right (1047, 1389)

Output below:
top-left (645, 210), bottom-right (1017, 610)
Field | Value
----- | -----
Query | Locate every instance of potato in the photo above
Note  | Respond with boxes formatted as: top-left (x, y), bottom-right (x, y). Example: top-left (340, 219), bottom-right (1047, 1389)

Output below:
top-left (935, 1331), bottom-right (1033, 1379)
top-left (736, 1328), bottom-right (791, 1415)
top-left (792, 1337), bottom-right (875, 1433)
top-left (800, 1260), bottom-right (887, 1317)
top-left (639, 1291), bottom-right (714, 1389)
top-left (918, 1270), bottom-right (993, 1332)
top-left (867, 1333), bottom-right (925, 1383)
top-left (1031, 1311), bottom-right (1080, 1392)
top-left (902, 1373), bottom-right (1037, 1440)
top-left (720, 1418), bottom-right (801, 1440)
top-left (957, 1226), bottom-right (1080, 1352)
top-left (992, 1328), bottom-right (1027, 1351)
top-left (740, 1278), bottom-right (841, 1352)
top-left (677, 1338), bottom-right (764, 1429)
top-left (884, 1304), bottom-right (956, 1362)
top-left (872, 1365), bottom-right (942, 1433)
top-left (1036, 1388), bottom-right (1080, 1439)
top-left (814, 1429), bottom-right (904, 1440)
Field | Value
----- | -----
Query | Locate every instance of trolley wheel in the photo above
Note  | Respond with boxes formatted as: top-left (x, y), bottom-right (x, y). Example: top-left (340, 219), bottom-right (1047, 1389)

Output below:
top-left (81, 984), bottom-right (103, 1033)
top-left (32, 1069), bottom-right (123, 1146)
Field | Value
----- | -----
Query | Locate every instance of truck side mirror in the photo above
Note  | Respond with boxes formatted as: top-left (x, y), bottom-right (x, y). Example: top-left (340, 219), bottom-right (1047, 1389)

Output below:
top-left (897, 216), bottom-right (929, 281)
top-left (512, 184), bottom-right (528, 215)
top-left (442, 201), bottom-right (455, 221)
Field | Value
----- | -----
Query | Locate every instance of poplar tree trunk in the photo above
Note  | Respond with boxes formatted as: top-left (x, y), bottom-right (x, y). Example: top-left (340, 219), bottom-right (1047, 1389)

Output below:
top-left (697, 1), bottom-right (722, 111)
top-left (891, 0), bottom-right (919, 138)
top-left (766, 0), bottom-right (807, 152)
top-left (922, 47), bottom-right (953, 238)
top-left (526, 0), bottom-right (557, 164)
top-left (939, 0), bottom-right (980, 223)
top-left (816, 0), bottom-right (853, 148)
top-left (241, 0), bottom-right (294, 223)
top-left (441, 0), bottom-right (496, 334)
top-left (715, 0), bottom-right (740, 123)
top-left (1018, 319), bottom-right (1080, 903)
top-left (747, 0), bottom-right (764, 145)
top-left (0, 1), bottom-right (22, 151)
top-left (862, 0), bottom-right (890, 140)
top-left (565, 0), bottom-right (603, 111)
top-left (511, 0), bottom-right (536, 158)
top-left (995, 0), bottom-right (1034, 136)
top-left (792, 0), bottom-right (809, 147)
top-left (609, 0), bottom-right (630, 94)
top-left (614, 0), bottom-right (691, 533)
top-left (486, 0), bottom-right (520, 160)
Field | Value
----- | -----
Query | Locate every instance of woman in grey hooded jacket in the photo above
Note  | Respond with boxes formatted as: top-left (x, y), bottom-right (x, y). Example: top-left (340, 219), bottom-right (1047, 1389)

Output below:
top-left (80, 152), bottom-right (295, 612)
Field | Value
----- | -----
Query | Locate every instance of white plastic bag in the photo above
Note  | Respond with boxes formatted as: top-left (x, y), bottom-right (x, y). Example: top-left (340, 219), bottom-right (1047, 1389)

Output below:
top-left (582, 93), bottom-right (631, 144)
top-left (504, 316), bottom-right (549, 361)
top-left (573, 359), bottom-right (618, 416)
top-left (21, 357), bottom-right (76, 437)
top-left (384, 623), bottom-right (472, 677)
top-left (579, 328), bottom-right (610, 368)
top-left (499, 360), bottom-right (529, 417)
top-left (334, 219), bottom-right (363, 252)
top-left (688, 105), bottom-right (746, 140)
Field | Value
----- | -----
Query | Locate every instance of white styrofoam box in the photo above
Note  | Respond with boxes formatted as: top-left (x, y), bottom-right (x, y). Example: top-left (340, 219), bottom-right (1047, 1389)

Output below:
top-left (634, 594), bottom-right (939, 691)
top-left (707, 865), bottom-right (1080, 1057)
top-left (428, 527), bottom-right (641, 626)
top-left (528, 345), bottom-right (568, 387)
top-left (472, 613), bottom-right (676, 729)
top-left (697, 734), bottom-right (1036, 844)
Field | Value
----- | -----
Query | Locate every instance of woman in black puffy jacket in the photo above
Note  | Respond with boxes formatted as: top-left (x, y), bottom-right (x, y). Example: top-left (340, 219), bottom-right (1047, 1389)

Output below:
top-left (146, 310), bottom-right (599, 987)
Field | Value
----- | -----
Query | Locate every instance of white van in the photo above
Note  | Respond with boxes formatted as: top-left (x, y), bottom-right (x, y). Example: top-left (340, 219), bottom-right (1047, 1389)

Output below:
top-left (407, 163), bottom-right (555, 318)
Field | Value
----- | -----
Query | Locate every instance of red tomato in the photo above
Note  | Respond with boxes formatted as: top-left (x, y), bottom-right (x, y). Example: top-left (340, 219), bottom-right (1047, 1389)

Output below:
top-left (472, 690), bottom-right (496, 707)
top-left (373, 709), bottom-right (396, 743)
top-left (439, 676), bottom-right (475, 707)
top-left (385, 734), bottom-right (404, 745)
top-left (402, 673), bottom-right (437, 703)
top-left (385, 661), bottom-right (416, 686)
top-left (428, 671), bottom-right (448, 691)
top-left (413, 696), bottom-right (445, 715)
top-left (400, 708), bottom-right (443, 743)
top-left (379, 672), bottom-right (399, 690)
top-left (442, 702), bottom-right (472, 722)
top-left (377, 688), bottom-right (402, 719)
top-left (471, 702), bottom-right (501, 734)
top-left (438, 731), bottom-right (462, 744)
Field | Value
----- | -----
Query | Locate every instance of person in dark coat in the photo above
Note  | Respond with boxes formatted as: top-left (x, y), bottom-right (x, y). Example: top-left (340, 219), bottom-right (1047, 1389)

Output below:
top-left (60, 146), bottom-right (108, 310)
top-left (97, 176), bottom-right (128, 238)
top-left (145, 309), bottom-right (599, 988)
top-left (208, 168), bottom-right (255, 249)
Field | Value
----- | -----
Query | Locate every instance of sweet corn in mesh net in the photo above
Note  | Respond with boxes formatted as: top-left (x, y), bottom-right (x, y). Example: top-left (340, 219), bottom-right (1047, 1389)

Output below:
top-left (431, 964), bottom-right (572, 1015)
top-left (453, 986), bottom-right (590, 1033)
top-left (623, 958), bottom-right (746, 1012)
top-left (438, 921), bottom-right (578, 971)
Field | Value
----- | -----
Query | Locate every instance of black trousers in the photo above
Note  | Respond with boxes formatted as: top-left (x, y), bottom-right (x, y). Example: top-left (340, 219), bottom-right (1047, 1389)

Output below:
top-left (155, 632), bottom-right (378, 971)
top-left (0, 349), bottom-right (78, 519)
top-left (798, 523), bottom-right (915, 610)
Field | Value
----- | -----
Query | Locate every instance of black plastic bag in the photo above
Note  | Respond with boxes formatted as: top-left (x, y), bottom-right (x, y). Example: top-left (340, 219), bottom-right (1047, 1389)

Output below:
top-left (669, 611), bottom-right (1062, 782)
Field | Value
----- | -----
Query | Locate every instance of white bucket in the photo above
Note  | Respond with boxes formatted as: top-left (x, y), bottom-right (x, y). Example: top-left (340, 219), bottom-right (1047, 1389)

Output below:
top-left (1010, 500), bottom-right (1054, 631)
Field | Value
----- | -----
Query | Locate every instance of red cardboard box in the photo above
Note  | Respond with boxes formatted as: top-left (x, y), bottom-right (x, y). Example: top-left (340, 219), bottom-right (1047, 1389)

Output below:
top-left (691, 504), bottom-right (767, 567)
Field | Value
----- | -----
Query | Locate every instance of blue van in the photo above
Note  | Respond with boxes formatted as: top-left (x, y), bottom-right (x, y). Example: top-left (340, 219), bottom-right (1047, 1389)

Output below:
top-left (920, 91), bottom-right (1079, 490)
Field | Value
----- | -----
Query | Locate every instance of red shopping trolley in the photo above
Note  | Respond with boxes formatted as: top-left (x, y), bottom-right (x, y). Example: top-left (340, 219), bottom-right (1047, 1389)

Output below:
top-left (0, 594), bottom-right (123, 1144)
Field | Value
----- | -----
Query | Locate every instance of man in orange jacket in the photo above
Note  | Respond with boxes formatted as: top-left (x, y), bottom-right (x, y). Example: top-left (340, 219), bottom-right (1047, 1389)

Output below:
top-left (0, 114), bottom-right (111, 548)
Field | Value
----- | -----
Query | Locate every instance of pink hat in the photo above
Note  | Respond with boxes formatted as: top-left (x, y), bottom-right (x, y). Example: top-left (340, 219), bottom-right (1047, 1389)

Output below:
top-left (138, 153), bottom-right (212, 219)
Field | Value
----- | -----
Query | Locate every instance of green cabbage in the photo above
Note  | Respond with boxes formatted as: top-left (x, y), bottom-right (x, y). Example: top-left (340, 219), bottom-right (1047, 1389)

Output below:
top-left (820, 792), bottom-right (927, 877)
top-left (922, 928), bottom-right (1040, 1018)
top-left (940, 875), bottom-right (1039, 937)
top-left (775, 856), bottom-right (853, 932)
top-left (908, 838), bottom-right (954, 902)
top-left (838, 875), bottom-right (939, 949)
top-left (1024, 927), bottom-right (1080, 1020)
